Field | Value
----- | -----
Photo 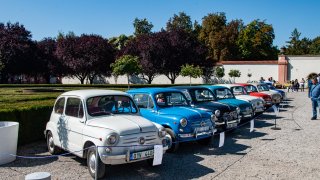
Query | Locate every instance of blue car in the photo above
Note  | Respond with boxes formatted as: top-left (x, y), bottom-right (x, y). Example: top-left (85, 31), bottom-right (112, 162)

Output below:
top-left (170, 86), bottom-right (241, 130)
top-left (264, 82), bottom-right (286, 99)
top-left (127, 88), bottom-right (216, 152)
top-left (203, 86), bottom-right (254, 120)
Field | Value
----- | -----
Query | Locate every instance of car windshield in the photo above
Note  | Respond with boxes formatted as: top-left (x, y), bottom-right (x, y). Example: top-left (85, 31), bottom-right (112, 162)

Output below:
top-left (231, 86), bottom-right (248, 95)
top-left (245, 85), bottom-right (258, 92)
top-left (191, 89), bottom-right (216, 102)
top-left (215, 88), bottom-right (235, 99)
top-left (86, 95), bottom-right (138, 116)
top-left (155, 92), bottom-right (188, 107)
top-left (257, 84), bottom-right (270, 91)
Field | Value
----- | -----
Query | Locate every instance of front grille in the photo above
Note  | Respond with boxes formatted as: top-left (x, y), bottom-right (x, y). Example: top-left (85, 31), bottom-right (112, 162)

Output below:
top-left (222, 111), bottom-right (238, 122)
top-left (122, 134), bottom-right (157, 145)
top-left (191, 119), bottom-right (212, 127)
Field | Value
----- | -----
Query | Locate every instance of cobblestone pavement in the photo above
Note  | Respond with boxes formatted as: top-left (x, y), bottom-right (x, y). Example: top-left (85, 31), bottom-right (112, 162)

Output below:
top-left (1, 91), bottom-right (320, 180)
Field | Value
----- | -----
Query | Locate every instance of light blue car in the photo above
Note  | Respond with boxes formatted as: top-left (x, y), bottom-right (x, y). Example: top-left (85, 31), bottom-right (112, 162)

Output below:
top-left (127, 88), bottom-right (216, 152)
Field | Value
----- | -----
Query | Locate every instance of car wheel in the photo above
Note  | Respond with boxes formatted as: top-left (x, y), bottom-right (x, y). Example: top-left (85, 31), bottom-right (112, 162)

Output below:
top-left (46, 131), bottom-right (61, 155)
top-left (197, 136), bottom-right (212, 145)
top-left (87, 146), bottom-right (106, 179)
top-left (165, 128), bottom-right (179, 153)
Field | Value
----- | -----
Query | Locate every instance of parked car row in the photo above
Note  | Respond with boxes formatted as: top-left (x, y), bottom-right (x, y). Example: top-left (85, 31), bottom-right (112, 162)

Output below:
top-left (44, 83), bottom-right (285, 178)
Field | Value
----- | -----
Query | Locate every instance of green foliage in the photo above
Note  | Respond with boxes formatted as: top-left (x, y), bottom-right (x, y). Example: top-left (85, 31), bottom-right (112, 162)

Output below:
top-left (237, 19), bottom-right (278, 60)
top-left (310, 36), bottom-right (320, 54)
top-left (133, 18), bottom-right (153, 36)
top-left (215, 67), bottom-right (225, 78)
top-left (229, 69), bottom-right (241, 82)
top-left (108, 34), bottom-right (131, 50)
top-left (0, 106), bottom-right (52, 145)
top-left (111, 55), bottom-right (141, 76)
top-left (229, 69), bottom-right (241, 78)
top-left (166, 12), bottom-right (193, 33)
top-left (180, 64), bottom-right (203, 85)
top-left (285, 28), bottom-right (311, 55)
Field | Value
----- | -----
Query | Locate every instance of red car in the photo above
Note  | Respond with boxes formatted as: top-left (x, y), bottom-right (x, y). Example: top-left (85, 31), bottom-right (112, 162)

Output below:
top-left (236, 83), bottom-right (272, 107)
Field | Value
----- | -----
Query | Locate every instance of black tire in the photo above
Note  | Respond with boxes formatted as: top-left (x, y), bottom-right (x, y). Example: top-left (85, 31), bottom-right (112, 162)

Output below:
top-left (165, 128), bottom-right (179, 153)
top-left (197, 137), bottom-right (212, 146)
top-left (46, 131), bottom-right (61, 155)
top-left (87, 146), bottom-right (106, 179)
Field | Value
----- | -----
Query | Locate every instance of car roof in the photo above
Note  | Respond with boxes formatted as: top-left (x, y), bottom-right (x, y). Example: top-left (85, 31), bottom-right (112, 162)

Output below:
top-left (202, 85), bottom-right (227, 90)
top-left (127, 87), bottom-right (183, 95)
top-left (170, 86), bottom-right (209, 90)
top-left (60, 89), bottom-right (128, 99)
top-left (216, 84), bottom-right (242, 88)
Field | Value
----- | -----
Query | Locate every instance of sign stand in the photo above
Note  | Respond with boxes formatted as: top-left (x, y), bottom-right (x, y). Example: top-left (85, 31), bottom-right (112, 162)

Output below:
top-left (271, 105), bottom-right (281, 130)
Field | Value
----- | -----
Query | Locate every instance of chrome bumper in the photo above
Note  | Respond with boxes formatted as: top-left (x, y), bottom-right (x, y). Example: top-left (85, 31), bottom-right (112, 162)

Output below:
top-left (100, 146), bottom-right (168, 165)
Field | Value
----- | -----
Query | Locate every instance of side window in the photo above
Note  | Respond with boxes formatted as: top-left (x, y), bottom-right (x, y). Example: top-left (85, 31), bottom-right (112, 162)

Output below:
top-left (65, 98), bottom-right (84, 118)
top-left (134, 94), bottom-right (154, 109)
top-left (54, 97), bottom-right (65, 114)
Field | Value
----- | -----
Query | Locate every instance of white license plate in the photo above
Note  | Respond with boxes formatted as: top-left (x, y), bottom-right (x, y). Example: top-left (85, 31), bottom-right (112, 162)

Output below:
top-left (195, 126), bottom-right (209, 132)
top-left (227, 123), bottom-right (237, 128)
top-left (130, 149), bottom-right (154, 161)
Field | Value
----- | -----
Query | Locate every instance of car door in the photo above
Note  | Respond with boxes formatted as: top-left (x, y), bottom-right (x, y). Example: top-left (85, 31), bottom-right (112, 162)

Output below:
top-left (133, 93), bottom-right (156, 121)
top-left (64, 97), bottom-right (85, 152)
top-left (52, 97), bottom-right (66, 148)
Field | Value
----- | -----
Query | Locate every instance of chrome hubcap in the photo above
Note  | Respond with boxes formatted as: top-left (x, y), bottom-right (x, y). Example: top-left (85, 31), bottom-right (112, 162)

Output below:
top-left (166, 134), bottom-right (173, 148)
top-left (89, 152), bottom-right (96, 174)
top-left (48, 136), bottom-right (54, 151)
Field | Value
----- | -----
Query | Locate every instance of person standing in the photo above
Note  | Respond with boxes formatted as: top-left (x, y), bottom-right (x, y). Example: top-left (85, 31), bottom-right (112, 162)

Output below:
top-left (310, 78), bottom-right (320, 120)
top-left (300, 78), bottom-right (305, 92)
top-left (308, 78), bottom-right (313, 97)
top-left (294, 79), bottom-right (299, 92)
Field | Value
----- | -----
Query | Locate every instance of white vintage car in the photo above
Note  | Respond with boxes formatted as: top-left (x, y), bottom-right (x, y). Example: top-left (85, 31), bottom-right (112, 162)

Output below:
top-left (218, 84), bottom-right (265, 114)
top-left (45, 89), bottom-right (168, 178)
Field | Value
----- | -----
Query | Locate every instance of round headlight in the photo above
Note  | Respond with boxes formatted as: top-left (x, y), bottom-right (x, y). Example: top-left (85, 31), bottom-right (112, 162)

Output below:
top-left (158, 128), bottom-right (166, 138)
top-left (180, 118), bottom-right (188, 127)
top-left (236, 107), bottom-right (240, 114)
top-left (107, 134), bottom-right (118, 145)
top-left (214, 110), bottom-right (221, 117)
top-left (210, 114), bottom-right (217, 122)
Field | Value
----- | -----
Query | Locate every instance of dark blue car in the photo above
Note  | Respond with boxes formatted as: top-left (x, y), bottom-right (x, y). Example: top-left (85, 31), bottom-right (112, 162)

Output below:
top-left (202, 85), bottom-right (254, 120)
top-left (127, 88), bottom-right (216, 152)
top-left (264, 82), bottom-right (286, 99)
top-left (170, 86), bottom-right (241, 130)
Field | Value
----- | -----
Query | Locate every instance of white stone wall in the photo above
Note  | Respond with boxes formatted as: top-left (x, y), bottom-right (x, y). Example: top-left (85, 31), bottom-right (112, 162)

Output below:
top-left (222, 64), bottom-right (278, 83)
top-left (287, 56), bottom-right (320, 81)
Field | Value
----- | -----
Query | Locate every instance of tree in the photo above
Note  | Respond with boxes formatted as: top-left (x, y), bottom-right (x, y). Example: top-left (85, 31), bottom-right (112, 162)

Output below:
top-left (228, 69), bottom-right (241, 83)
top-left (56, 34), bottom-right (116, 84)
top-left (180, 64), bottom-right (203, 86)
top-left (111, 55), bottom-right (141, 89)
top-left (109, 34), bottom-right (131, 50)
top-left (36, 38), bottom-right (61, 83)
top-left (247, 73), bottom-right (252, 82)
top-left (237, 19), bottom-right (278, 60)
top-left (166, 12), bottom-right (193, 33)
top-left (310, 36), bottom-right (320, 54)
top-left (133, 18), bottom-right (153, 36)
top-left (285, 28), bottom-right (311, 55)
top-left (199, 12), bottom-right (227, 61)
top-left (215, 66), bottom-right (225, 82)
top-left (120, 32), bottom-right (168, 84)
top-left (0, 22), bottom-right (35, 83)
top-left (161, 30), bottom-right (209, 84)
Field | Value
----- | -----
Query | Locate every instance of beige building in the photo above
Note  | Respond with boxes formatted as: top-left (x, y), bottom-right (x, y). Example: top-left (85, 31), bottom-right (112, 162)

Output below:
top-left (62, 55), bottom-right (320, 84)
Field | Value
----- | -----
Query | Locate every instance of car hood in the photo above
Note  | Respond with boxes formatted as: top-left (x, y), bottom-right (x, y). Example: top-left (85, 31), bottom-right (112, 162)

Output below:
top-left (86, 115), bottom-right (157, 136)
top-left (249, 92), bottom-right (269, 98)
top-left (158, 106), bottom-right (210, 120)
top-left (193, 101), bottom-right (236, 113)
top-left (217, 98), bottom-right (251, 110)
top-left (259, 90), bottom-right (278, 96)
top-left (236, 95), bottom-right (261, 102)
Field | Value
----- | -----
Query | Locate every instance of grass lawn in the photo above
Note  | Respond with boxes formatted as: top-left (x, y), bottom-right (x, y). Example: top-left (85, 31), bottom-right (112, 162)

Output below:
top-left (0, 86), bottom-right (127, 112)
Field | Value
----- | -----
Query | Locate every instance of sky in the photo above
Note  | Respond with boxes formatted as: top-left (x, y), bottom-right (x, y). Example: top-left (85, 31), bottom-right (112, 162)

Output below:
top-left (0, 0), bottom-right (319, 47)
